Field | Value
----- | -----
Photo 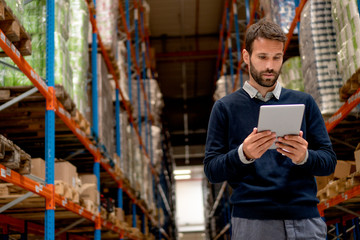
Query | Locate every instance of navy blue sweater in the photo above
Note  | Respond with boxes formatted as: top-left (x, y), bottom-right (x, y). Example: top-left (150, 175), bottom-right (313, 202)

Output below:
top-left (204, 87), bottom-right (337, 220)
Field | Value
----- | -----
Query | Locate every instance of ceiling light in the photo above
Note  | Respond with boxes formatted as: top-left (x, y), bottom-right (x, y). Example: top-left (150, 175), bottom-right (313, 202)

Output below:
top-left (174, 169), bottom-right (191, 175)
top-left (174, 175), bottom-right (191, 180)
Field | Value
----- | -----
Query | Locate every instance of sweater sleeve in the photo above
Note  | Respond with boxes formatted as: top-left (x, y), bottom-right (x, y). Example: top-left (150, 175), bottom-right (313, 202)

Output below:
top-left (300, 97), bottom-right (337, 176)
top-left (203, 100), bottom-right (250, 183)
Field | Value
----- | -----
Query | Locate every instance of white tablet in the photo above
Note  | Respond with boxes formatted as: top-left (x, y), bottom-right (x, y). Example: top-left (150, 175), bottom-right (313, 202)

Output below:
top-left (257, 104), bottom-right (305, 149)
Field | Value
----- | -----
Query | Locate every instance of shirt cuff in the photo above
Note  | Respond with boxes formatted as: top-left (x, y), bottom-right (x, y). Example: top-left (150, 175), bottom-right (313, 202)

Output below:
top-left (295, 150), bottom-right (309, 165)
top-left (238, 144), bottom-right (256, 164)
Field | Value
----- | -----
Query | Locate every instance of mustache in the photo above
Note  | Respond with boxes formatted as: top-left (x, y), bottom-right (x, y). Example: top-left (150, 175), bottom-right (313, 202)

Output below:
top-left (261, 69), bottom-right (277, 74)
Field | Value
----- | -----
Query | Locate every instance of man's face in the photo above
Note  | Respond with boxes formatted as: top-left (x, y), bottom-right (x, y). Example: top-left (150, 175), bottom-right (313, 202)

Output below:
top-left (246, 38), bottom-right (284, 88)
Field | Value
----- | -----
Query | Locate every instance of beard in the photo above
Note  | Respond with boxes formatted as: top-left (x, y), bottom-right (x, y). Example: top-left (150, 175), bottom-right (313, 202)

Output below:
top-left (249, 60), bottom-right (281, 88)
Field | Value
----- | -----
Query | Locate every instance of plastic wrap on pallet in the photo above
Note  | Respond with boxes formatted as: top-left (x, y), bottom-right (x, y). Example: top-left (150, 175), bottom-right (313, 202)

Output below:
top-left (131, 79), bottom-right (164, 125)
top-left (0, 0), bottom-right (73, 98)
top-left (270, 0), bottom-right (298, 34)
top-left (331, 0), bottom-right (360, 83)
top-left (119, 110), bottom-right (130, 179)
top-left (55, 0), bottom-right (70, 41)
top-left (4, 0), bottom-right (24, 24)
top-left (22, 0), bottom-right (46, 35)
top-left (150, 125), bottom-right (163, 172)
top-left (54, 32), bottom-right (73, 98)
top-left (96, 0), bottom-right (119, 53)
top-left (213, 74), bottom-right (246, 101)
top-left (116, 41), bottom-right (130, 101)
top-left (279, 57), bottom-right (304, 91)
top-left (69, 0), bottom-right (90, 116)
top-left (299, 0), bottom-right (343, 114)
top-left (97, 54), bottom-right (115, 156)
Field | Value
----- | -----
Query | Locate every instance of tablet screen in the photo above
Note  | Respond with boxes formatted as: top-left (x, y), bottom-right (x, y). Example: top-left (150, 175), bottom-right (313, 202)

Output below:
top-left (257, 104), bottom-right (305, 149)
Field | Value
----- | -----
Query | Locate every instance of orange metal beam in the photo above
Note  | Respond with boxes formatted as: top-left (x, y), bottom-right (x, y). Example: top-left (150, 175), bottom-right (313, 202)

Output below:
top-left (0, 164), bottom-right (52, 199)
top-left (318, 185), bottom-right (360, 216)
top-left (118, 0), bottom-right (154, 123)
top-left (86, 0), bottom-right (158, 180)
top-left (284, 0), bottom-right (308, 53)
top-left (0, 30), bottom-right (50, 99)
top-left (325, 87), bottom-right (360, 132)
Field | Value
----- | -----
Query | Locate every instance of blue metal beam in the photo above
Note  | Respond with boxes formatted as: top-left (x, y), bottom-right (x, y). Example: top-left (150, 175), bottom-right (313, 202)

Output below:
top-left (45, 0), bottom-right (55, 238)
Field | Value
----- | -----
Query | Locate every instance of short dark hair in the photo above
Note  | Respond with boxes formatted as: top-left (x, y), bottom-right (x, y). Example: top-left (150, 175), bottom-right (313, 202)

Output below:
top-left (245, 18), bottom-right (287, 55)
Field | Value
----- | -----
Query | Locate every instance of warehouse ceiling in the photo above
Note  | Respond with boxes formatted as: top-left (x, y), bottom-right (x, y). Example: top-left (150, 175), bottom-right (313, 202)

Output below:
top-left (148, 0), bottom-right (247, 166)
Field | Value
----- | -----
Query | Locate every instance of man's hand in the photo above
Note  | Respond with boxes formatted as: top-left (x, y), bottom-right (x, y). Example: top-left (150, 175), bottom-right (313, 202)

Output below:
top-left (243, 128), bottom-right (277, 160)
top-left (276, 131), bottom-right (308, 164)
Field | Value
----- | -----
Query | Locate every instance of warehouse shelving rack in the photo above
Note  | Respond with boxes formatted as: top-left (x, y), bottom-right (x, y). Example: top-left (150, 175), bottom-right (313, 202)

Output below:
top-left (206, 0), bottom-right (360, 239)
top-left (0, 0), bottom-right (176, 239)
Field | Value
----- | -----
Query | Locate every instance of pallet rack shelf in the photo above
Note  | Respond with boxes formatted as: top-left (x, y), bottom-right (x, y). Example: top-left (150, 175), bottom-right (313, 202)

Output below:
top-left (0, 0), bottom-right (175, 239)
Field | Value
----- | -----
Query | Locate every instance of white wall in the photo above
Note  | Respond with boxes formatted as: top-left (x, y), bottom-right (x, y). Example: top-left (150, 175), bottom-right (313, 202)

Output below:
top-left (176, 177), bottom-right (205, 232)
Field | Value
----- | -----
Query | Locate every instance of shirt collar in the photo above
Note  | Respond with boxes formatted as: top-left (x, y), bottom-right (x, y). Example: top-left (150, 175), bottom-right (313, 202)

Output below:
top-left (243, 81), bottom-right (282, 101)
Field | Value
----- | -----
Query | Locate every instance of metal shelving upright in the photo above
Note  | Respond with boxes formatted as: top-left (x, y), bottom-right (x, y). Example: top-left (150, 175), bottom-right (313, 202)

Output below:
top-left (0, 0), bottom-right (176, 239)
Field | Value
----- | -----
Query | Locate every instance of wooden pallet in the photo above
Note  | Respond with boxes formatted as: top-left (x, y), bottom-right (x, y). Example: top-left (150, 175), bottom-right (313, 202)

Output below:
top-left (0, 85), bottom-right (76, 115)
top-left (0, 134), bottom-right (31, 174)
top-left (0, 0), bottom-right (31, 57)
top-left (0, 183), bottom-right (45, 209)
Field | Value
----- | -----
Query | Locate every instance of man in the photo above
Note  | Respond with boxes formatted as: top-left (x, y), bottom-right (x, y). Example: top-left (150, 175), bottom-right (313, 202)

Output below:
top-left (204, 19), bottom-right (336, 240)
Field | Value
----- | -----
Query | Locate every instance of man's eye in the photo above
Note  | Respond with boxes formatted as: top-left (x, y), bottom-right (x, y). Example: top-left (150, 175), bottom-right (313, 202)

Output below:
top-left (258, 56), bottom-right (266, 59)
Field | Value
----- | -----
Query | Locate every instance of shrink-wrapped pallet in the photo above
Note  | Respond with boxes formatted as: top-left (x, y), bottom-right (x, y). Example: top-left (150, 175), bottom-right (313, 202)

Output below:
top-left (131, 79), bottom-right (164, 126)
top-left (69, 0), bottom-right (90, 115)
top-left (0, 0), bottom-right (73, 99)
top-left (119, 110), bottom-right (131, 180)
top-left (331, 0), bottom-right (360, 98)
top-left (269, 0), bottom-right (298, 34)
top-left (279, 57), bottom-right (304, 91)
top-left (97, 54), bottom-right (115, 156)
top-left (299, 0), bottom-right (343, 114)
top-left (213, 74), bottom-right (246, 101)
top-left (117, 41), bottom-right (130, 101)
top-left (96, 0), bottom-right (119, 53)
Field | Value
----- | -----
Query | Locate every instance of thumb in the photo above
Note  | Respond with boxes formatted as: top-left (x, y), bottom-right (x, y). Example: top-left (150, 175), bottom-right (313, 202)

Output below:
top-left (250, 127), bottom-right (258, 135)
top-left (299, 131), bottom-right (303, 138)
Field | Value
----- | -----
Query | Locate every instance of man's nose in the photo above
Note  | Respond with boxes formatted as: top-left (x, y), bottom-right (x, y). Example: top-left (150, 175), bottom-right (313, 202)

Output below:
top-left (265, 60), bottom-right (275, 71)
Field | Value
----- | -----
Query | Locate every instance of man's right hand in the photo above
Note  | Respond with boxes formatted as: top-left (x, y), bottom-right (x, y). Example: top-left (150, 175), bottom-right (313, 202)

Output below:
top-left (243, 128), bottom-right (277, 160)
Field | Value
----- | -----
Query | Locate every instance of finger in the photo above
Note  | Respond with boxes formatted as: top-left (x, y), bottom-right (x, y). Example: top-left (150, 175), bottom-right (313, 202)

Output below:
top-left (276, 147), bottom-right (294, 158)
top-left (280, 135), bottom-right (306, 146)
top-left (299, 131), bottom-right (303, 138)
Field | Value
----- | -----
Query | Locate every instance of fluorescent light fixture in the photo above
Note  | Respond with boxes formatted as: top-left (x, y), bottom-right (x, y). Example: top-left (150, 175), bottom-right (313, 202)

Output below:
top-left (174, 169), bottom-right (191, 175)
top-left (174, 175), bottom-right (191, 180)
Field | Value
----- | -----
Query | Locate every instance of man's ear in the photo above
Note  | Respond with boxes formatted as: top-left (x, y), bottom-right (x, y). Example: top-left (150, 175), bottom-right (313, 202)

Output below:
top-left (243, 49), bottom-right (250, 65)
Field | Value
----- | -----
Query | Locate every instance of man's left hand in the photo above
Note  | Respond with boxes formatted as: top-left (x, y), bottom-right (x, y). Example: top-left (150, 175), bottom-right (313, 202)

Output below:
top-left (275, 131), bottom-right (308, 164)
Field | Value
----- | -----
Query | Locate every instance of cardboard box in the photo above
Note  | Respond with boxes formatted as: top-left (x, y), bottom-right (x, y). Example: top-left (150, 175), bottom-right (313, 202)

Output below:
top-left (80, 183), bottom-right (99, 205)
top-left (55, 161), bottom-right (78, 188)
top-left (315, 175), bottom-right (332, 191)
top-left (79, 174), bottom-right (98, 188)
top-left (31, 158), bottom-right (45, 180)
top-left (334, 160), bottom-right (356, 179)
top-left (354, 143), bottom-right (360, 171)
